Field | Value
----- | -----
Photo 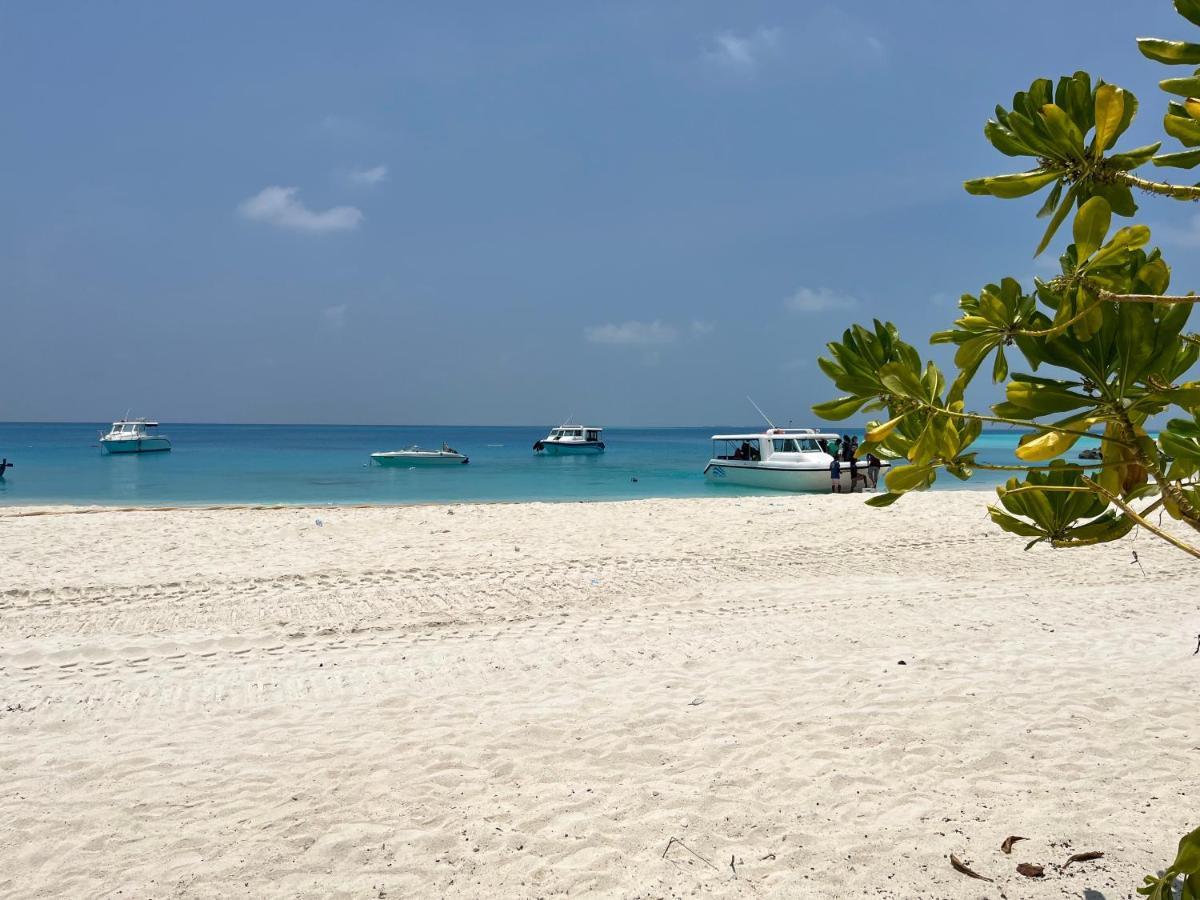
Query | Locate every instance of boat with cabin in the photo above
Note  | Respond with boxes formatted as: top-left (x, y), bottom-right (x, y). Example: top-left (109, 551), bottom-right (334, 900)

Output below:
top-left (99, 419), bottom-right (172, 454)
top-left (0, 458), bottom-right (11, 478)
top-left (371, 444), bottom-right (469, 466)
top-left (533, 425), bottom-right (605, 455)
top-left (704, 428), bottom-right (888, 492)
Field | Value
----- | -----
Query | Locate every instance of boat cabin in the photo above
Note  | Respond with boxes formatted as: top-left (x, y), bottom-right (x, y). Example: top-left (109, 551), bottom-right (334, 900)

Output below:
top-left (547, 427), bottom-right (602, 442)
top-left (710, 429), bottom-right (839, 463)
top-left (105, 420), bottom-right (160, 438)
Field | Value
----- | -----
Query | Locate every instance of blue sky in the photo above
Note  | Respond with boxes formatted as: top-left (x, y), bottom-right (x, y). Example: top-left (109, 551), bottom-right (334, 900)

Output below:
top-left (3, 1), bottom-right (1199, 425)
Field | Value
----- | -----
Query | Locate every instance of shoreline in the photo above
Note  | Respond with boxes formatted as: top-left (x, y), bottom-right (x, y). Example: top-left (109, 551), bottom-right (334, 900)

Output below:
top-left (0, 488), bottom-right (1005, 517)
top-left (3, 491), bottom-right (1196, 897)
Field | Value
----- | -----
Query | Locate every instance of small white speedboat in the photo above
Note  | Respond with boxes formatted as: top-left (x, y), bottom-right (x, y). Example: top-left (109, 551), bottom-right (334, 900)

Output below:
top-left (704, 428), bottom-right (888, 492)
top-left (371, 444), bottom-right (469, 466)
top-left (533, 424), bottom-right (605, 455)
top-left (99, 419), bottom-right (172, 454)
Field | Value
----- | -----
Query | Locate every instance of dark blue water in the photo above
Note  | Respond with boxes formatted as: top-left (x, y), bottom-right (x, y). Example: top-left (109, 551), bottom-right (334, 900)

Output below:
top-left (0, 423), bottom-right (1096, 506)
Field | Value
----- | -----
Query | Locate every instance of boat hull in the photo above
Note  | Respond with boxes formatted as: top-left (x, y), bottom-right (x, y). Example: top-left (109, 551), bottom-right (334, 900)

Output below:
top-left (536, 442), bottom-right (604, 455)
top-left (371, 454), bottom-right (468, 466)
top-left (704, 461), bottom-right (885, 492)
top-left (100, 438), bottom-right (172, 454)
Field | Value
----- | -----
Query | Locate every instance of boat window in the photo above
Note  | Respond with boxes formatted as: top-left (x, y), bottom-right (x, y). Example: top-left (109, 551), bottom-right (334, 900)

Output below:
top-left (586, 431), bottom-right (598, 441)
top-left (772, 438), bottom-right (800, 453)
top-left (799, 438), bottom-right (821, 451)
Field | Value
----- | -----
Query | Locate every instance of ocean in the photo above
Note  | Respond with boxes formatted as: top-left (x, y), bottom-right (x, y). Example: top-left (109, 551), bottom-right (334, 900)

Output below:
top-left (0, 422), bottom-right (1100, 507)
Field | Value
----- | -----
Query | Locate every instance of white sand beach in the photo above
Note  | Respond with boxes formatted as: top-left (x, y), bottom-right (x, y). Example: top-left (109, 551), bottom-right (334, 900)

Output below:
top-left (1, 492), bottom-right (1197, 898)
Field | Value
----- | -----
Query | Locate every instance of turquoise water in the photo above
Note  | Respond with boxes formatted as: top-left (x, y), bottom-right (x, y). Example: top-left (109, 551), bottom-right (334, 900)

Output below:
top-left (0, 423), bottom-right (1099, 507)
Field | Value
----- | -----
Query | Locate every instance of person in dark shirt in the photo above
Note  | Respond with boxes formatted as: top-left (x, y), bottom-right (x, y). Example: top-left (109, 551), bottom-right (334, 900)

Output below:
top-left (866, 453), bottom-right (881, 490)
top-left (830, 457), bottom-right (842, 493)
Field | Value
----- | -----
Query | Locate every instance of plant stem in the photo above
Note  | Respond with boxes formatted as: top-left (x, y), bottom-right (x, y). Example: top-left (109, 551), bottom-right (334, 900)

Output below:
top-left (1081, 477), bottom-right (1200, 560)
top-left (1115, 171), bottom-right (1200, 201)
top-left (1095, 289), bottom-right (1200, 304)
top-left (919, 402), bottom-right (1134, 447)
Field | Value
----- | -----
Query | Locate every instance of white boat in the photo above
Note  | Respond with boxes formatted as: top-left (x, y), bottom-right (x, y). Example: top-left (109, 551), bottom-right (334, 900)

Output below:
top-left (533, 425), bottom-right (605, 455)
top-left (371, 444), bottom-right (469, 466)
top-left (703, 429), bottom-right (888, 492)
top-left (99, 419), bottom-right (172, 454)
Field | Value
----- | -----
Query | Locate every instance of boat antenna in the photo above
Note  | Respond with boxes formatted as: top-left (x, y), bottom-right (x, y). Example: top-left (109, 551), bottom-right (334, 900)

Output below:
top-left (747, 396), bottom-right (776, 430)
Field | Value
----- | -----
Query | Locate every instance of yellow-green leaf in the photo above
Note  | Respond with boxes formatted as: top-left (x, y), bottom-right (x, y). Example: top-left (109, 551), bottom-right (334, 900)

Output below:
top-left (1092, 84), bottom-right (1125, 155)
top-left (866, 415), bottom-right (907, 443)
top-left (1015, 428), bottom-right (1084, 462)
top-left (1072, 196), bottom-right (1111, 260)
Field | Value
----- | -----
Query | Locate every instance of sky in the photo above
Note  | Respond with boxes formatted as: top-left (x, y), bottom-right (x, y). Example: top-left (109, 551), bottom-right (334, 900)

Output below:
top-left (3, 1), bottom-right (1200, 426)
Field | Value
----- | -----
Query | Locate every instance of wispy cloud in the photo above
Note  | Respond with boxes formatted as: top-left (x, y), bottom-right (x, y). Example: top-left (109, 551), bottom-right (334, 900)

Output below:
top-left (321, 304), bottom-right (348, 330)
top-left (238, 186), bottom-right (363, 233)
top-left (346, 164), bottom-right (388, 187)
top-left (703, 27), bottom-right (781, 72)
top-left (690, 320), bottom-right (715, 336)
top-left (585, 320), bottom-right (678, 346)
top-left (783, 287), bottom-right (858, 313)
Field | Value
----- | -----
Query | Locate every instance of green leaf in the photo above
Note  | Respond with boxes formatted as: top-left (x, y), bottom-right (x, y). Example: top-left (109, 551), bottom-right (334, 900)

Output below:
top-left (864, 492), bottom-right (903, 508)
top-left (865, 414), bottom-right (908, 443)
top-left (1015, 427), bottom-right (1085, 462)
top-left (1039, 103), bottom-right (1086, 158)
top-left (988, 508), bottom-right (1047, 539)
top-left (812, 396), bottom-right (867, 421)
top-left (1092, 84), bottom-right (1125, 154)
top-left (1166, 111), bottom-right (1200, 146)
top-left (1036, 179), bottom-right (1065, 217)
top-left (884, 463), bottom-right (935, 493)
top-left (1073, 196), bottom-right (1111, 260)
top-left (1152, 147), bottom-right (1200, 168)
top-left (1172, 827), bottom-right (1200, 874)
top-left (984, 120), bottom-right (1034, 156)
top-left (1090, 181), bottom-right (1139, 217)
top-left (1177, 0), bottom-right (1200, 27)
top-left (1107, 142), bottom-right (1162, 170)
top-left (1036, 182), bottom-right (1079, 256)
top-left (1160, 75), bottom-right (1200, 97)
top-left (1138, 37), bottom-right (1200, 64)
top-left (964, 169), bottom-right (1061, 199)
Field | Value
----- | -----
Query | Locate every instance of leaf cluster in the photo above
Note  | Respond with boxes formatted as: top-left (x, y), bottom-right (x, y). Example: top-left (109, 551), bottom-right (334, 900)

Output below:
top-left (1138, 825), bottom-right (1200, 899)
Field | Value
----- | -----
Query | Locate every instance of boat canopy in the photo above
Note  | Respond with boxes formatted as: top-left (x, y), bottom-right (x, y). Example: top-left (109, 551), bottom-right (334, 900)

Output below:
top-left (710, 431), bottom-right (839, 441)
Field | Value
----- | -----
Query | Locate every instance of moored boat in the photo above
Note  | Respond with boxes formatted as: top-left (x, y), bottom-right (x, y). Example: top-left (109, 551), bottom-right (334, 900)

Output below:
top-left (704, 428), bottom-right (888, 492)
top-left (533, 425), bottom-right (605, 455)
top-left (0, 458), bottom-right (11, 478)
top-left (99, 419), bottom-right (172, 454)
top-left (371, 444), bottom-right (469, 466)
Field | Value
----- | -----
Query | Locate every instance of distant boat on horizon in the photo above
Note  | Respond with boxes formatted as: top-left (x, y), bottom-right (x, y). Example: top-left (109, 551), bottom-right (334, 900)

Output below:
top-left (99, 419), bottom-right (172, 454)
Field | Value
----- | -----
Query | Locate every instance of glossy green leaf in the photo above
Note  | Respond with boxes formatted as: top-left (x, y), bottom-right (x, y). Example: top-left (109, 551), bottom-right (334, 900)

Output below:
top-left (1073, 196), bottom-right (1111, 260)
top-left (1138, 38), bottom-right (1200, 64)
top-left (1160, 75), bottom-right (1200, 97)
top-left (1039, 103), bottom-right (1086, 158)
top-left (864, 492), bottom-right (903, 508)
top-left (1153, 146), bottom-right (1200, 167)
top-left (988, 508), bottom-right (1047, 539)
top-left (884, 462), bottom-right (935, 493)
top-left (964, 169), bottom-right (1061, 199)
top-left (1092, 84), bottom-right (1125, 154)
top-left (1177, 0), bottom-right (1200, 27)
top-left (1035, 182), bottom-right (1079, 256)
top-left (1166, 112), bottom-right (1200, 146)
top-left (812, 396), bottom-right (867, 421)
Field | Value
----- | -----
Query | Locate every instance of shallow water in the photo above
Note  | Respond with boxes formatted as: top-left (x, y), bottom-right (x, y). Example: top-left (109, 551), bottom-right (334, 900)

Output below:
top-left (0, 423), bottom-right (1101, 506)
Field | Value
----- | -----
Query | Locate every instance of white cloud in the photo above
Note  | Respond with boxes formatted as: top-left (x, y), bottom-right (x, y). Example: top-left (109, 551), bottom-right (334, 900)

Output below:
top-left (704, 27), bottom-right (781, 71)
top-left (690, 320), bottom-right (715, 336)
top-left (347, 165), bottom-right (388, 186)
top-left (321, 304), bottom-right (348, 330)
top-left (585, 320), bottom-right (678, 346)
top-left (238, 186), bottom-right (363, 233)
top-left (783, 287), bottom-right (858, 313)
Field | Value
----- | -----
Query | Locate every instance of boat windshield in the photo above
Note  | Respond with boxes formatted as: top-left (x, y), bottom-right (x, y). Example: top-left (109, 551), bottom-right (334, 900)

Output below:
top-left (772, 437), bottom-right (821, 452)
top-left (713, 438), bottom-right (760, 462)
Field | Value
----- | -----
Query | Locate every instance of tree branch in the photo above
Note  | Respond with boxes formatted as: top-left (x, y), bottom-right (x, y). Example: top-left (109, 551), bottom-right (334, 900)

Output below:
top-left (1114, 171), bottom-right (1200, 201)
top-left (1082, 476), bottom-right (1200, 560)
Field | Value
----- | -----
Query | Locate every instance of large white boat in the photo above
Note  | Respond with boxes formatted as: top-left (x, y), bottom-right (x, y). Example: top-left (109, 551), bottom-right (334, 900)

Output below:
top-left (99, 419), bottom-right (172, 454)
top-left (371, 444), bottom-right (469, 466)
top-left (704, 429), bottom-right (887, 492)
top-left (533, 425), bottom-right (605, 455)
